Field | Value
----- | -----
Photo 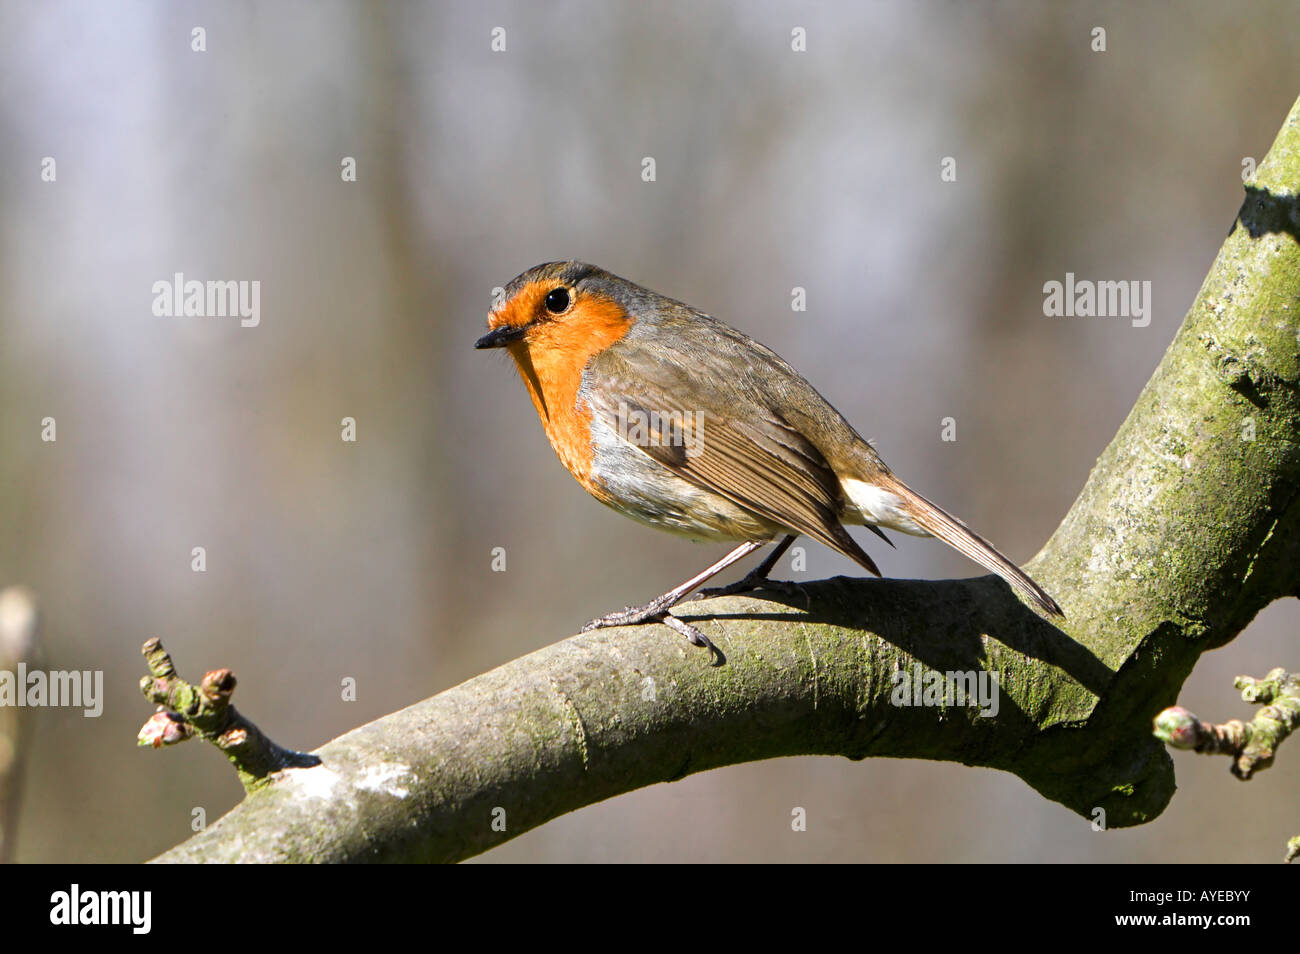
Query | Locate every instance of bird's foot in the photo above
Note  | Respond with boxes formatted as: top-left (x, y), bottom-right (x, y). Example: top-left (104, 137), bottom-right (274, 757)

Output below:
top-left (582, 602), bottom-right (724, 665)
top-left (582, 594), bottom-right (678, 631)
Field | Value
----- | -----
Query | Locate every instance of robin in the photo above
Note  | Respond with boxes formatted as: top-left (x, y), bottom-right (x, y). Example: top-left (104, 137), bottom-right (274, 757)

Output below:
top-left (477, 261), bottom-right (1062, 660)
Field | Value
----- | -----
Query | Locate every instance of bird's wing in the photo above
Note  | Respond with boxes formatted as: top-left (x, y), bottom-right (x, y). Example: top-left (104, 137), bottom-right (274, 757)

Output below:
top-left (583, 339), bottom-right (881, 575)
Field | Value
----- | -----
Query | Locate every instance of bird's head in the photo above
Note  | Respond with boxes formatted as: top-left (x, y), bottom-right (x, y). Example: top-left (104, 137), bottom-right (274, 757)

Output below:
top-left (475, 261), bottom-right (641, 357)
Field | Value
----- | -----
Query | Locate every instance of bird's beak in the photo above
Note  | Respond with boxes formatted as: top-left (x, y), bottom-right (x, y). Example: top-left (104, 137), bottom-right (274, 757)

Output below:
top-left (474, 325), bottom-right (528, 349)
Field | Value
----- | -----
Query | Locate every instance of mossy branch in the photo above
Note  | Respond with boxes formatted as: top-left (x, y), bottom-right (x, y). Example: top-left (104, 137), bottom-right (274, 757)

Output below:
top-left (1154, 669), bottom-right (1300, 781)
top-left (1153, 668), bottom-right (1300, 863)
top-left (148, 93), bottom-right (1300, 863)
top-left (138, 639), bottom-right (319, 792)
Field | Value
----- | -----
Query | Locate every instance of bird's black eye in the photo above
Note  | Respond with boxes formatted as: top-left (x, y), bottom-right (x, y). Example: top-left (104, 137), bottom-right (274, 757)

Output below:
top-left (544, 287), bottom-right (570, 314)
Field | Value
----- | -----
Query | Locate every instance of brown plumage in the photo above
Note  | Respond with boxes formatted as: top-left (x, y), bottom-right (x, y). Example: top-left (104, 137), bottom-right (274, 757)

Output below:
top-left (477, 261), bottom-right (1062, 655)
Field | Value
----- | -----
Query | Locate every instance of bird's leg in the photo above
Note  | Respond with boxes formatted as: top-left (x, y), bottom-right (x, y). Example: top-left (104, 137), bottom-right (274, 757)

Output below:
top-left (699, 534), bottom-right (803, 599)
top-left (582, 541), bottom-right (765, 658)
top-left (583, 540), bottom-right (763, 628)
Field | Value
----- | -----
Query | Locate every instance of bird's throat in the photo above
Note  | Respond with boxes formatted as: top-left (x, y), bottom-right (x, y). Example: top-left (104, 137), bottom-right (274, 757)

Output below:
top-left (505, 301), bottom-right (633, 496)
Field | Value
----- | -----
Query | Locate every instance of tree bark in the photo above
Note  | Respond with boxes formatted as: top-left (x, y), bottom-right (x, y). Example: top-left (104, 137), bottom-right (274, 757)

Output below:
top-left (150, 94), bottom-right (1300, 864)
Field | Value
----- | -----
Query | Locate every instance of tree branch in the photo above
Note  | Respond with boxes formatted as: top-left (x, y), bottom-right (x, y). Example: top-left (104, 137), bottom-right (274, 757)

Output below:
top-left (138, 639), bottom-right (320, 792)
top-left (150, 93), bottom-right (1300, 864)
top-left (0, 586), bottom-right (39, 864)
top-left (1154, 669), bottom-right (1300, 780)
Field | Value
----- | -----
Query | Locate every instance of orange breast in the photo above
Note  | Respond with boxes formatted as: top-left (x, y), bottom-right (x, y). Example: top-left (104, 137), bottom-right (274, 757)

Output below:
top-left (505, 295), bottom-right (633, 502)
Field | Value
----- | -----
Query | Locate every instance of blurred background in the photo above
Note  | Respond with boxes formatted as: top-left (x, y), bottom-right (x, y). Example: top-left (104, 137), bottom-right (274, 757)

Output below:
top-left (1, 0), bottom-right (1297, 863)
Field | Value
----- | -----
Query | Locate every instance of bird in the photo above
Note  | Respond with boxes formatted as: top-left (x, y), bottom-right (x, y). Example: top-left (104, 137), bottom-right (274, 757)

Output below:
top-left (476, 261), bottom-right (1063, 661)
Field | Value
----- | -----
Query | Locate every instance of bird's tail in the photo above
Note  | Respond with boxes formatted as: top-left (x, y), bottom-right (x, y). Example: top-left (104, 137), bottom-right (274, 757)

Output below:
top-left (853, 476), bottom-right (1064, 618)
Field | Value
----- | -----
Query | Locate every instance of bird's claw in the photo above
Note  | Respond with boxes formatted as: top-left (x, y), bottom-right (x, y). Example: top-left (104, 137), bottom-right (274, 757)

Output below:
top-left (582, 607), bottom-right (724, 665)
top-left (659, 614), bottom-right (725, 666)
